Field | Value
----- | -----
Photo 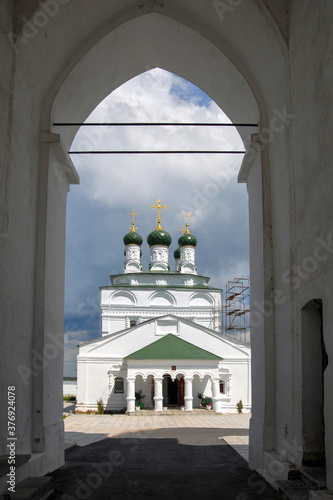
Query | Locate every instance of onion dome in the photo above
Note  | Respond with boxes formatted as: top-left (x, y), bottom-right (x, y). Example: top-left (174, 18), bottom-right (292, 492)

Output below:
top-left (178, 224), bottom-right (197, 247)
top-left (147, 224), bottom-right (172, 247)
top-left (174, 247), bottom-right (181, 259)
top-left (123, 222), bottom-right (143, 246)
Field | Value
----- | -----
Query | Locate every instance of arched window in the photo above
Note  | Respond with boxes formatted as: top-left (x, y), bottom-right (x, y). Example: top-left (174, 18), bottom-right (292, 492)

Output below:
top-left (114, 377), bottom-right (124, 394)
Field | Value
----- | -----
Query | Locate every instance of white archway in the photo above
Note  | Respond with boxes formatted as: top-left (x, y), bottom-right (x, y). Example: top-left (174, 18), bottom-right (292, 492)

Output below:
top-left (41, 7), bottom-right (279, 478)
top-left (2, 0), bottom-right (296, 487)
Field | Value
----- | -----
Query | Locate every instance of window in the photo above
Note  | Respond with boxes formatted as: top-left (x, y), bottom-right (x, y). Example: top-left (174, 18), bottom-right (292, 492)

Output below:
top-left (220, 381), bottom-right (225, 394)
top-left (114, 377), bottom-right (124, 394)
top-left (130, 320), bottom-right (137, 327)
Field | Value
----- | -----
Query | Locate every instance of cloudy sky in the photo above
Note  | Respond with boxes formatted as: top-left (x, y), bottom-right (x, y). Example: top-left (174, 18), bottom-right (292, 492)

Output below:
top-left (64, 68), bottom-right (249, 377)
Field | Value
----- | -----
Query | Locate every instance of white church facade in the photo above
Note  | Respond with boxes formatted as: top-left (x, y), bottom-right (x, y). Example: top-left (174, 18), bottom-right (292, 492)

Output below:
top-left (77, 202), bottom-right (251, 413)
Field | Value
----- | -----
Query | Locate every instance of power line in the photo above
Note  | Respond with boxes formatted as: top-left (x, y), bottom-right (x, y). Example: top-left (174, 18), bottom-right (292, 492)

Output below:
top-left (54, 122), bottom-right (258, 127)
top-left (68, 150), bottom-right (246, 155)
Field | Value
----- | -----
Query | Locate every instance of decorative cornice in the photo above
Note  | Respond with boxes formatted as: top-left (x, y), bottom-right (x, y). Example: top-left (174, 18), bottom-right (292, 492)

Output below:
top-left (101, 307), bottom-right (216, 317)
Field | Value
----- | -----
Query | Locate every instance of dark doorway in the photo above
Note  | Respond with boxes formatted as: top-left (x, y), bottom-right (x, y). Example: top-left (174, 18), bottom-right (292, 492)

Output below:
top-left (301, 299), bottom-right (327, 465)
top-left (163, 375), bottom-right (179, 406)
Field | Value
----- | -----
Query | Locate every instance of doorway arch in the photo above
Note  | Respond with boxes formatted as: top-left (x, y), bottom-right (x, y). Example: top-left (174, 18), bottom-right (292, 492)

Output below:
top-left (301, 299), bottom-right (327, 465)
top-left (26, 1), bottom-right (288, 481)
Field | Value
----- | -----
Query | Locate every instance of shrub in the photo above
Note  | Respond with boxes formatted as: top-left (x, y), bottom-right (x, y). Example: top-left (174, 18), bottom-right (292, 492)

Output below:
top-left (63, 394), bottom-right (76, 401)
top-left (236, 400), bottom-right (243, 414)
top-left (96, 398), bottom-right (105, 414)
top-left (135, 390), bottom-right (145, 406)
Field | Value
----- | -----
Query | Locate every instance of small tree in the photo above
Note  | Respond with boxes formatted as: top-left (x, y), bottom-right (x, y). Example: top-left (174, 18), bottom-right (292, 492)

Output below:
top-left (96, 398), bottom-right (105, 414)
top-left (236, 400), bottom-right (243, 414)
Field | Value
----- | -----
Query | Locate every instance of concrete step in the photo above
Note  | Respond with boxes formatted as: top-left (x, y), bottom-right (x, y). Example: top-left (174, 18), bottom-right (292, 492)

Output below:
top-left (277, 479), bottom-right (310, 500)
top-left (2, 476), bottom-right (54, 500)
top-left (299, 467), bottom-right (326, 490)
top-left (309, 491), bottom-right (333, 499)
top-left (127, 408), bottom-right (217, 416)
top-left (0, 455), bottom-right (31, 495)
top-left (0, 455), bottom-right (31, 478)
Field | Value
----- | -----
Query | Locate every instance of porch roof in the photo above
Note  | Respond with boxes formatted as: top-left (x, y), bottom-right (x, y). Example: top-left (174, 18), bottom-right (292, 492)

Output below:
top-left (124, 334), bottom-right (222, 360)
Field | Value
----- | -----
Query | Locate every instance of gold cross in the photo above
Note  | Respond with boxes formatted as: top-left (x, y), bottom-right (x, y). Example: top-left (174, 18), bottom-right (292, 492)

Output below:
top-left (129, 209), bottom-right (138, 232)
top-left (182, 211), bottom-right (191, 233)
top-left (178, 226), bottom-right (185, 235)
top-left (151, 199), bottom-right (167, 229)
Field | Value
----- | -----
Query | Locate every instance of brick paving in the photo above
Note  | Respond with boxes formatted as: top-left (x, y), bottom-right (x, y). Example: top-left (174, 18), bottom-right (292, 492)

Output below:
top-left (48, 411), bottom-right (283, 499)
top-left (64, 410), bottom-right (250, 461)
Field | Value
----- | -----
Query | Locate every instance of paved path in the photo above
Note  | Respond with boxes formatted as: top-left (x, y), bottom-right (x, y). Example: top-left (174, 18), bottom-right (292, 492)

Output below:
top-left (64, 412), bottom-right (250, 461)
top-left (49, 413), bottom-right (282, 499)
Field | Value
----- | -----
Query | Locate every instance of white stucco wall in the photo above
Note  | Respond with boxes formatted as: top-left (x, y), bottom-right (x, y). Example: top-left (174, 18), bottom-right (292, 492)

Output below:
top-left (77, 316), bottom-right (251, 412)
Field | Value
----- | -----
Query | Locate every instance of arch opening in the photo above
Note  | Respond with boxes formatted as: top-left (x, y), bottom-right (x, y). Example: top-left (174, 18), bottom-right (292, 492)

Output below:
top-left (301, 299), bottom-right (327, 466)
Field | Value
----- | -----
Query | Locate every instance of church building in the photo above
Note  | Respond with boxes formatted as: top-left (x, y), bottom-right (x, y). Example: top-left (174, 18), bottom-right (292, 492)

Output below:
top-left (76, 200), bottom-right (251, 413)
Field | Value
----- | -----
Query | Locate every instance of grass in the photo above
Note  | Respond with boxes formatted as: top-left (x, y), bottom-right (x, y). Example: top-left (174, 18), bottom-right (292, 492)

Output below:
top-left (63, 394), bottom-right (76, 401)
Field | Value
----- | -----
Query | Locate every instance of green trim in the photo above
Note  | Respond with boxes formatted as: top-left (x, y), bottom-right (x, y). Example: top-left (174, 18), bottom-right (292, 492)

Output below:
top-left (125, 334), bottom-right (222, 360)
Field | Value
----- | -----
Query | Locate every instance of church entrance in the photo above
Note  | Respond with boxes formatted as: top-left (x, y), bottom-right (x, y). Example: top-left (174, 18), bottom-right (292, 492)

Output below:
top-left (162, 375), bottom-right (184, 407)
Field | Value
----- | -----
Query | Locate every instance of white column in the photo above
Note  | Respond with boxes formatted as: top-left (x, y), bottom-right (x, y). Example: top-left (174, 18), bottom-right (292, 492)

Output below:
top-left (154, 377), bottom-right (163, 411)
top-left (184, 376), bottom-right (193, 411)
top-left (212, 377), bottom-right (222, 413)
top-left (126, 376), bottom-right (136, 413)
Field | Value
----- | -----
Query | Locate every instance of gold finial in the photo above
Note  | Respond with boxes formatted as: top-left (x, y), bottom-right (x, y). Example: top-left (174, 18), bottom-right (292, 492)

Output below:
top-left (178, 225), bottom-right (185, 236)
top-left (129, 209), bottom-right (138, 232)
top-left (182, 211), bottom-right (192, 233)
top-left (151, 199), bottom-right (167, 230)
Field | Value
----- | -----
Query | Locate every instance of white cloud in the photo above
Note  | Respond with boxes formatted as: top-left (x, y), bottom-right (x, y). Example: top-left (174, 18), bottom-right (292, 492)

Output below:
top-left (64, 68), bottom-right (249, 375)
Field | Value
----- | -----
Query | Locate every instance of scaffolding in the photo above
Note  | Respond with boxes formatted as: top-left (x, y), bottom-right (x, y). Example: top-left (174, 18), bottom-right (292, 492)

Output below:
top-left (224, 277), bottom-right (250, 342)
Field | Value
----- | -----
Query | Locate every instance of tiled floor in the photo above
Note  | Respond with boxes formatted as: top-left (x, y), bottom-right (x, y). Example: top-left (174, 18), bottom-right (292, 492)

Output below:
top-left (64, 410), bottom-right (250, 461)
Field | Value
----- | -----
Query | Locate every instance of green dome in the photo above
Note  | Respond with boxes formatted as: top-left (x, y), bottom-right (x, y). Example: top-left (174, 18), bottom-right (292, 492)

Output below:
top-left (174, 247), bottom-right (181, 259)
top-left (123, 230), bottom-right (143, 246)
top-left (147, 228), bottom-right (172, 247)
top-left (178, 230), bottom-right (197, 248)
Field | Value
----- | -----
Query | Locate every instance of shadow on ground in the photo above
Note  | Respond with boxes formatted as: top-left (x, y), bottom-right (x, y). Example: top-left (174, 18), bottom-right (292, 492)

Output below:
top-left (48, 428), bottom-right (281, 499)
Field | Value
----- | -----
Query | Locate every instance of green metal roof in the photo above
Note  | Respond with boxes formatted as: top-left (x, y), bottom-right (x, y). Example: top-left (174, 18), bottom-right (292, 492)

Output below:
top-left (123, 230), bottom-right (143, 246)
top-left (124, 334), bottom-right (222, 360)
top-left (147, 228), bottom-right (172, 247)
top-left (178, 231), bottom-right (197, 248)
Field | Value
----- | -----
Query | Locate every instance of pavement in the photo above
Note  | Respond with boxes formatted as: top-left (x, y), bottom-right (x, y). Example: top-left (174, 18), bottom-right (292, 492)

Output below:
top-left (63, 407), bottom-right (250, 462)
top-left (48, 407), bottom-right (281, 499)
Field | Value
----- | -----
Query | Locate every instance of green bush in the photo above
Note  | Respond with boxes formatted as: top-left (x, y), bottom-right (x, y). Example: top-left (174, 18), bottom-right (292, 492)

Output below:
top-left (96, 398), bottom-right (105, 414)
top-left (236, 400), bottom-right (243, 414)
top-left (63, 394), bottom-right (76, 401)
